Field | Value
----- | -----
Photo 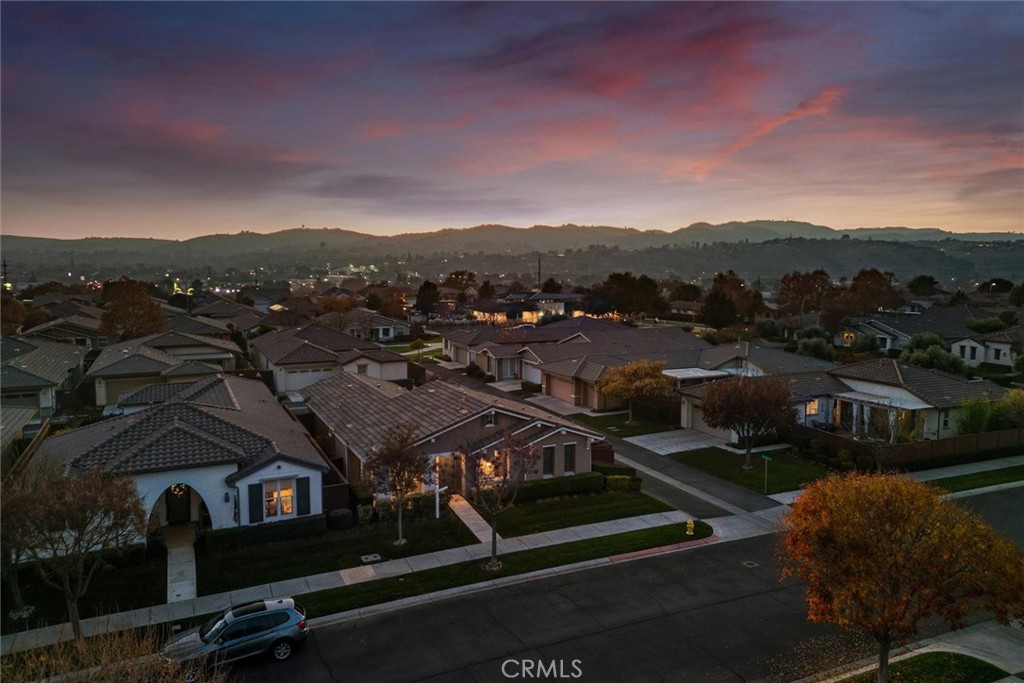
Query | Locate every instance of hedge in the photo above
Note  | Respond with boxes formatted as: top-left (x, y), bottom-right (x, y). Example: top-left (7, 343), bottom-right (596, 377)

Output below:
top-left (605, 475), bottom-right (643, 492)
top-left (349, 481), bottom-right (374, 508)
top-left (515, 472), bottom-right (605, 503)
top-left (201, 514), bottom-right (327, 552)
top-left (592, 462), bottom-right (637, 477)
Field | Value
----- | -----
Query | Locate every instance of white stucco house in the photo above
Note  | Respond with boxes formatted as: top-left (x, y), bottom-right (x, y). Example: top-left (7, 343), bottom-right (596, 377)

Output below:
top-left (32, 375), bottom-right (332, 531)
top-left (250, 322), bottom-right (408, 394)
top-left (948, 327), bottom-right (1021, 369)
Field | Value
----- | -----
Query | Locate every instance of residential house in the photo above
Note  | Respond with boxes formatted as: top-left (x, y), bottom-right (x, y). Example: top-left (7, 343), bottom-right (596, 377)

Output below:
top-left (948, 326), bottom-right (1021, 369)
top-left (319, 307), bottom-right (411, 342)
top-left (300, 374), bottom-right (602, 487)
top-left (32, 375), bottom-right (333, 531)
top-left (836, 306), bottom-right (997, 351)
top-left (680, 358), bottom-right (1005, 443)
top-left (250, 323), bottom-right (407, 394)
top-left (1, 337), bottom-right (88, 417)
top-left (165, 314), bottom-right (233, 340)
top-left (470, 292), bottom-right (583, 325)
top-left (21, 314), bottom-right (108, 350)
top-left (86, 331), bottom-right (242, 406)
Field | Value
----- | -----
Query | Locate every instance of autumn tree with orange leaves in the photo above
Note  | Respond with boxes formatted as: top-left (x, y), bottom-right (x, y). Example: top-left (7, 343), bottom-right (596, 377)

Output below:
top-left (779, 474), bottom-right (1024, 683)
top-left (597, 359), bottom-right (675, 424)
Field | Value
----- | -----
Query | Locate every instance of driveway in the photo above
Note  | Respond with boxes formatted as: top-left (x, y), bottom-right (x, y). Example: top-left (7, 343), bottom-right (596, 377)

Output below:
top-left (625, 429), bottom-right (726, 455)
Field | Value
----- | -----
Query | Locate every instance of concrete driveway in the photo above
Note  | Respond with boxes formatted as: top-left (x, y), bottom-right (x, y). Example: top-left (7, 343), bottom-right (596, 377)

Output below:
top-left (625, 429), bottom-right (726, 455)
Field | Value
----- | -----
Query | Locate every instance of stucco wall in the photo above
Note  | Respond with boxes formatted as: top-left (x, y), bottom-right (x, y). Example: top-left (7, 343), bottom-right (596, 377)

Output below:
top-left (235, 461), bottom-right (324, 526)
top-left (134, 464), bottom-right (238, 530)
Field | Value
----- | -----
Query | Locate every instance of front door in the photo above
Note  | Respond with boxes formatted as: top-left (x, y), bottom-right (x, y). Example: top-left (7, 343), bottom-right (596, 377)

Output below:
top-left (166, 485), bottom-right (191, 524)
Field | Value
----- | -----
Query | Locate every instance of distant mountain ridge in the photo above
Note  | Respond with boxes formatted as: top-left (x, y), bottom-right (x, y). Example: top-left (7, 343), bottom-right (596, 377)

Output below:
top-left (3, 220), bottom-right (1021, 284)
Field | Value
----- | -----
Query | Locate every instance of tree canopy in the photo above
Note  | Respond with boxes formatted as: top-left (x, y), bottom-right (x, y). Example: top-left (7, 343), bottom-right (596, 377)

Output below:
top-left (596, 359), bottom-right (675, 423)
top-left (780, 473), bottom-right (1024, 683)
top-left (776, 269), bottom-right (832, 315)
top-left (366, 424), bottom-right (430, 545)
top-left (415, 280), bottom-right (440, 315)
top-left (700, 375), bottom-right (794, 468)
top-left (99, 277), bottom-right (166, 341)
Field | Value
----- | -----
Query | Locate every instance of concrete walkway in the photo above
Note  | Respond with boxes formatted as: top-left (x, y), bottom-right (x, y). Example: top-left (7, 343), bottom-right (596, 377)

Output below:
top-left (448, 494), bottom-right (498, 543)
top-left (163, 525), bottom-right (197, 603)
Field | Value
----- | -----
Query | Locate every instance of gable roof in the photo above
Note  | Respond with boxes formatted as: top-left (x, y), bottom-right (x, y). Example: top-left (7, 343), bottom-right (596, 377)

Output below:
top-left (829, 359), bottom-right (1005, 409)
top-left (0, 337), bottom-right (86, 389)
top-left (86, 332), bottom-right (240, 378)
top-left (301, 374), bottom-right (598, 458)
top-left (850, 306), bottom-right (998, 341)
top-left (696, 342), bottom-right (838, 374)
top-left (36, 375), bottom-right (325, 479)
top-left (251, 323), bottom-right (378, 365)
top-left (165, 314), bottom-right (231, 336)
top-left (22, 314), bottom-right (103, 337)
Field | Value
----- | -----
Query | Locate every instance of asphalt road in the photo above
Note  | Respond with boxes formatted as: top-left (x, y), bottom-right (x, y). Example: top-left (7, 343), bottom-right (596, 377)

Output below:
top-left (230, 487), bottom-right (1022, 683)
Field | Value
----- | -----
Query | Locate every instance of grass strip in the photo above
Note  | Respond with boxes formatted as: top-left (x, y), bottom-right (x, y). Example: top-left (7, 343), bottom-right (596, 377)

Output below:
top-left (491, 492), bottom-right (673, 537)
top-left (928, 464), bottom-right (1024, 493)
top-left (196, 513), bottom-right (478, 596)
top-left (669, 447), bottom-right (828, 494)
top-left (842, 651), bottom-right (1007, 683)
top-left (568, 413), bottom-right (675, 438)
top-left (300, 521), bottom-right (712, 618)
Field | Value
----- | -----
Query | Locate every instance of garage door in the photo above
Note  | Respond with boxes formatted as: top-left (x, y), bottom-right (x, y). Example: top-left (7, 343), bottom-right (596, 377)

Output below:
top-left (522, 364), bottom-right (542, 385)
top-left (546, 375), bottom-right (575, 403)
top-left (692, 406), bottom-right (732, 439)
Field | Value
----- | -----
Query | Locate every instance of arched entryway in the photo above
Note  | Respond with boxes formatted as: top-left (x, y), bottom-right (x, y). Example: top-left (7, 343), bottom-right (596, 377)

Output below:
top-left (149, 483), bottom-right (212, 530)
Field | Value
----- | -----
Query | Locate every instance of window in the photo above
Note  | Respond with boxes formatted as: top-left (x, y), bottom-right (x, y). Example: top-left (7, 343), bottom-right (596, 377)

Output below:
top-left (940, 411), bottom-right (950, 429)
top-left (805, 399), bottom-right (820, 416)
top-left (994, 348), bottom-right (1002, 361)
top-left (542, 445), bottom-right (556, 476)
top-left (563, 443), bottom-right (576, 474)
top-left (356, 363), bottom-right (369, 375)
top-left (959, 345), bottom-right (966, 358)
top-left (264, 479), bottom-right (294, 518)
top-left (483, 411), bottom-right (497, 427)
top-left (969, 347), bottom-right (977, 361)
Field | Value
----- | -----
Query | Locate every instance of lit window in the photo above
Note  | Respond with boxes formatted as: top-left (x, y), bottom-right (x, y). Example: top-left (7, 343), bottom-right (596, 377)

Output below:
top-left (805, 399), bottom-right (820, 416)
top-left (264, 479), bottom-right (294, 518)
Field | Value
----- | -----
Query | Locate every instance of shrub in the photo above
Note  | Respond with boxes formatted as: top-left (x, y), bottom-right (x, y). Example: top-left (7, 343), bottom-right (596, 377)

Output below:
top-left (327, 508), bottom-right (354, 530)
top-left (376, 499), bottom-right (396, 523)
top-left (838, 449), bottom-right (854, 464)
top-left (521, 381), bottom-right (542, 393)
top-left (840, 461), bottom-right (857, 472)
top-left (856, 455), bottom-right (875, 472)
top-left (405, 490), bottom-right (451, 518)
top-left (349, 481), bottom-right (374, 508)
top-left (356, 504), bottom-right (375, 526)
top-left (515, 472), bottom-right (605, 503)
top-left (483, 374), bottom-right (496, 383)
top-left (810, 439), bottom-right (827, 457)
top-left (592, 462), bottom-right (638, 477)
top-left (604, 475), bottom-right (643, 492)
top-left (440, 354), bottom-right (452, 362)
top-left (465, 363), bottom-right (484, 378)
top-left (205, 515), bottom-right (327, 552)
top-left (828, 458), bottom-right (841, 471)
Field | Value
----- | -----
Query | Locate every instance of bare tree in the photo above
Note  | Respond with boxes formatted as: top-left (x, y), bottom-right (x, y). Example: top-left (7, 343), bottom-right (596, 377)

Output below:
top-left (11, 467), bottom-right (147, 640)
top-left (700, 375), bottom-right (794, 469)
top-left (457, 429), bottom-right (541, 571)
top-left (365, 424), bottom-right (431, 545)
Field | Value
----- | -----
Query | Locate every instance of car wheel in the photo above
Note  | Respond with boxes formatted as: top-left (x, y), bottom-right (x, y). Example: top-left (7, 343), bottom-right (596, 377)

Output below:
top-left (271, 639), bottom-right (294, 661)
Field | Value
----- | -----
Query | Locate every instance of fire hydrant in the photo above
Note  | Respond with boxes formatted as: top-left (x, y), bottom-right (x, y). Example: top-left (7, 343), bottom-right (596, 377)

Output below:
top-left (686, 519), bottom-right (695, 536)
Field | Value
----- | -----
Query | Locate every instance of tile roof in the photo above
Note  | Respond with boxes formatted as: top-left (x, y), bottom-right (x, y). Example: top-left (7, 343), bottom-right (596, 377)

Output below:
top-left (251, 323), bottom-right (378, 365)
top-left (22, 314), bottom-right (103, 336)
top-left (335, 348), bottom-right (408, 364)
top-left (86, 333), bottom-right (239, 377)
top-left (160, 361), bottom-right (222, 377)
top-left (35, 375), bottom-right (325, 478)
top-left (301, 374), bottom-right (598, 458)
top-left (829, 359), bottom-right (1005, 409)
top-left (116, 383), bottom-right (191, 406)
top-left (696, 343), bottom-right (838, 374)
top-left (0, 337), bottom-right (86, 389)
top-left (850, 306), bottom-right (997, 340)
top-left (166, 314), bottom-right (231, 336)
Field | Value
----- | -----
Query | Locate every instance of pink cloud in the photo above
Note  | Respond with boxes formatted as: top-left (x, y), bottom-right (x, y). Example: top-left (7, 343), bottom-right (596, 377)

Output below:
top-left (120, 102), bottom-right (230, 146)
top-left (680, 86), bottom-right (848, 181)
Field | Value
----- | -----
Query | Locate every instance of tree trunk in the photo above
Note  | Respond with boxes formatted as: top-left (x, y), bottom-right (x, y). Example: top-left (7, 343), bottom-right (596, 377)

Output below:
top-left (743, 434), bottom-right (754, 469)
top-left (395, 500), bottom-right (406, 545)
top-left (488, 513), bottom-right (500, 570)
top-left (66, 590), bottom-right (82, 641)
top-left (627, 399), bottom-right (634, 424)
top-left (877, 635), bottom-right (891, 683)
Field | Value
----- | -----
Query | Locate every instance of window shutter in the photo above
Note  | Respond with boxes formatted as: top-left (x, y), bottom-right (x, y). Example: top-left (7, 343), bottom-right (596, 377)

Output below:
top-left (296, 477), bottom-right (311, 516)
top-left (248, 483), bottom-right (263, 524)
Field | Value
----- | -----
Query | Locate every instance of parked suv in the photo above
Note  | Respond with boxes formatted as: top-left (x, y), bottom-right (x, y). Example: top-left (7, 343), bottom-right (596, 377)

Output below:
top-left (162, 597), bottom-right (307, 677)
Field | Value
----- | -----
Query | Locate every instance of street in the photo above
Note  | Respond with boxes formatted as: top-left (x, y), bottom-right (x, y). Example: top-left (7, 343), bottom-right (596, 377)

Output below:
top-left (231, 487), bottom-right (1022, 683)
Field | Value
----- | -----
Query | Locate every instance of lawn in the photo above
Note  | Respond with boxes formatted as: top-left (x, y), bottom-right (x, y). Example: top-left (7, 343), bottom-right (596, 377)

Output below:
top-left (196, 511), bottom-right (478, 596)
top-left (569, 412), bottom-right (674, 438)
top-left (842, 651), bottom-right (1007, 683)
top-left (669, 447), bottom-right (829, 494)
top-left (928, 464), bottom-right (1024, 493)
top-left (299, 521), bottom-right (713, 618)
top-left (488, 491), bottom-right (673, 537)
top-left (2, 550), bottom-right (166, 635)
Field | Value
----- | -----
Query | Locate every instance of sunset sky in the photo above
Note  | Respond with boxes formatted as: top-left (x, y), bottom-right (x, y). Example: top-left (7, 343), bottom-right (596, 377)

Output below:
top-left (2, 2), bottom-right (1022, 240)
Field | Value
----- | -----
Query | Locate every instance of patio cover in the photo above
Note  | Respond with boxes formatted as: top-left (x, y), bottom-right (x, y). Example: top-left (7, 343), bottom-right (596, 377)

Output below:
top-left (836, 391), bottom-right (931, 411)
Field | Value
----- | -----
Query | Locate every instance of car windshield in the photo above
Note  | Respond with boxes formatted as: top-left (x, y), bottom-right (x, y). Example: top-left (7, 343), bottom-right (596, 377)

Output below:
top-left (198, 614), bottom-right (227, 643)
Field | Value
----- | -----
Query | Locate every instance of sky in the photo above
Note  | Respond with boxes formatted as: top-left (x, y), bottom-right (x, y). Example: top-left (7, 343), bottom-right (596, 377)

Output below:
top-left (2, 2), bottom-right (1022, 240)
